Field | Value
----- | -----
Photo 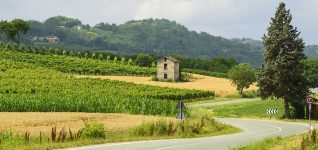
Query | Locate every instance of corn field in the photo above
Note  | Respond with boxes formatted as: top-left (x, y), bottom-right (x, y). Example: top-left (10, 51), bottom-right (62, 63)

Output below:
top-left (0, 58), bottom-right (214, 115)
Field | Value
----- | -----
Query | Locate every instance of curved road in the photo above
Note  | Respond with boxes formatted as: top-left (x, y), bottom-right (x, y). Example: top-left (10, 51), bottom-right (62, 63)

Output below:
top-left (64, 118), bottom-right (308, 150)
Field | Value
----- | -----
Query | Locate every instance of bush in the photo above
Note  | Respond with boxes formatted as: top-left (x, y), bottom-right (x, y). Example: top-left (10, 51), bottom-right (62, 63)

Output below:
top-left (151, 76), bottom-right (159, 81)
top-left (179, 72), bottom-right (192, 82)
top-left (82, 122), bottom-right (106, 139)
top-left (241, 90), bottom-right (259, 98)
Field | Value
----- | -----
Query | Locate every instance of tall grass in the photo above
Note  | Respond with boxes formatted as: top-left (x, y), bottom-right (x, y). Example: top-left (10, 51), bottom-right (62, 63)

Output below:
top-left (132, 111), bottom-right (235, 137)
top-left (209, 99), bottom-right (284, 118)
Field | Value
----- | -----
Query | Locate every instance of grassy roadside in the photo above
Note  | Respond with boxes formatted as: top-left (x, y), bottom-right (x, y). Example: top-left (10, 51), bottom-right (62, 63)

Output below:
top-left (207, 96), bottom-right (318, 124)
top-left (233, 130), bottom-right (318, 150)
top-left (0, 110), bottom-right (240, 150)
top-left (208, 99), bottom-right (285, 119)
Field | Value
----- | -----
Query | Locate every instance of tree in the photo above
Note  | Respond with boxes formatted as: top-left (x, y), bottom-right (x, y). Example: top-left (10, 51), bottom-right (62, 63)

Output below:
top-left (0, 21), bottom-right (16, 42)
top-left (11, 19), bottom-right (30, 44)
top-left (228, 64), bottom-right (256, 94)
top-left (0, 19), bottom-right (29, 44)
top-left (305, 60), bottom-right (318, 88)
top-left (135, 54), bottom-right (154, 67)
top-left (257, 2), bottom-right (309, 119)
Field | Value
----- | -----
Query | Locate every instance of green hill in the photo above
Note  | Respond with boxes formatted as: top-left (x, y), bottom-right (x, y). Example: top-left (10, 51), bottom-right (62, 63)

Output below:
top-left (21, 16), bottom-right (318, 67)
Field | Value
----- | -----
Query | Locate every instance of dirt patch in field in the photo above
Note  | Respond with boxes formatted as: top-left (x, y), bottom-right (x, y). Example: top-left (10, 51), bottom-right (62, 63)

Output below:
top-left (76, 74), bottom-right (257, 97)
top-left (0, 112), bottom-right (166, 136)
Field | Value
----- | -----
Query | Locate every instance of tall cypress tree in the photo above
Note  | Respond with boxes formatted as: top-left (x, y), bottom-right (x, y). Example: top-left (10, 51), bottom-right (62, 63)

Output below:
top-left (258, 2), bottom-right (309, 119)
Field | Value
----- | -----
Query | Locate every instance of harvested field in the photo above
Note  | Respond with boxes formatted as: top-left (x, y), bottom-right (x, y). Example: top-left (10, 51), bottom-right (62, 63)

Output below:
top-left (0, 112), bottom-right (167, 136)
top-left (77, 74), bottom-right (257, 97)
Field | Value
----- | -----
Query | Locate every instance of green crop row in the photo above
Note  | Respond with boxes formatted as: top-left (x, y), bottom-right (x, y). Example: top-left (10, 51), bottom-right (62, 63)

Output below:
top-left (0, 93), bottom-right (177, 115)
top-left (0, 46), bottom-right (156, 76)
top-left (0, 59), bottom-right (214, 115)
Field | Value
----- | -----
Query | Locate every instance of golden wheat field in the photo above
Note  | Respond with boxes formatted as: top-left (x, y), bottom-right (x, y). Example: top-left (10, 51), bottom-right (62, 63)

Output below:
top-left (0, 112), bottom-right (167, 136)
top-left (77, 74), bottom-right (257, 97)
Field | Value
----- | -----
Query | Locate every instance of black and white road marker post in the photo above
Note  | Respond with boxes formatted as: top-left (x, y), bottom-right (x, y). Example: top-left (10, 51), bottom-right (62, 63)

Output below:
top-left (176, 100), bottom-right (186, 132)
top-left (306, 97), bottom-right (314, 131)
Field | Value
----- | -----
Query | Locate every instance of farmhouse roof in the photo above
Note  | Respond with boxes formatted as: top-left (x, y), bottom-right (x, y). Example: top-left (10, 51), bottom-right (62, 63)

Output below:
top-left (155, 56), bottom-right (180, 63)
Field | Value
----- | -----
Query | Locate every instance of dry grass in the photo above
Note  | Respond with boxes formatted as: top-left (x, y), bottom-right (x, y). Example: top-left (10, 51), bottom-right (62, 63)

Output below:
top-left (0, 112), bottom-right (166, 136)
top-left (271, 137), bottom-right (303, 150)
top-left (76, 74), bottom-right (257, 97)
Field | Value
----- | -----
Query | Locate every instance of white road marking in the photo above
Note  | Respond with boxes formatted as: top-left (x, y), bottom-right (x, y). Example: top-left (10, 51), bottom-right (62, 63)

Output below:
top-left (154, 122), bottom-right (283, 150)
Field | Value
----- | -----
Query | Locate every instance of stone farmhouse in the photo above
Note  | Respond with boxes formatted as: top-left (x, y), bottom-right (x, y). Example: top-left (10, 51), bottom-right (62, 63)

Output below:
top-left (156, 56), bottom-right (180, 82)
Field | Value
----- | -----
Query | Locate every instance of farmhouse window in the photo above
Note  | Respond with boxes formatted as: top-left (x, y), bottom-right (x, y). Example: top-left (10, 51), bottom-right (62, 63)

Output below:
top-left (164, 73), bottom-right (167, 79)
top-left (164, 64), bottom-right (168, 70)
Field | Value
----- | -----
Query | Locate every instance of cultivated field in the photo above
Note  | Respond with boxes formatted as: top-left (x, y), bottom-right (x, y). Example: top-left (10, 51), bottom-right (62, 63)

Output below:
top-left (0, 112), bottom-right (165, 136)
top-left (77, 74), bottom-right (258, 97)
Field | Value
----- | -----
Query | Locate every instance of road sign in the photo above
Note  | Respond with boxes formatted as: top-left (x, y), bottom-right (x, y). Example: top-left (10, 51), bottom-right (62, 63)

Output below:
top-left (306, 97), bottom-right (314, 131)
top-left (176, 112), bottom-right (186, 120)
top-left (176, 100), bottom-right (186, 109)
top-left (176, 100), bottom-right (186, 120)
top-left (307, 97), bottom-right (314, 104)
top-left (266, 109), bottom-right (278, 115)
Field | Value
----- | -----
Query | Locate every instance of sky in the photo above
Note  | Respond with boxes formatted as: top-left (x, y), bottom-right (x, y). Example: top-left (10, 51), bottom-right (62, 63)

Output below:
top-left (0, 0), bottom-right (317, 44)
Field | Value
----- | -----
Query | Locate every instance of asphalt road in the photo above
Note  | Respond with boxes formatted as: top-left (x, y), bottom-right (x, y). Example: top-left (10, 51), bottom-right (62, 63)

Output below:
top-left (64, 118), bottom-right (308, 150)
top-left (190, 98), bottom-right (260, 107)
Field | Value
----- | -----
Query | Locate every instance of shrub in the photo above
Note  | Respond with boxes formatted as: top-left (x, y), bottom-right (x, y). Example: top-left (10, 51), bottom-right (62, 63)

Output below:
top-left (121, 57), bottom-right (126, 65)
top-left (82, 122), bottom-right (106, 139)
top-left (77, 51), bottom-right (81, 57)
top-left (54, 48), bottom-right (60, 55)
top-left (92, 53), bottom-right (96, 59)
top-left (69, 51), bottom-right (74, 56)
top-left (179, 72), bottom-right (192, 82)
top-left (62, 50), bottom-right (67, 55)
top-left (151, 76), bottom-right (159, 81)
top-left (98, 53), bottom-right (103, 60)
top-left (113, 56), bottom-right (118, 63)
top-left (128, 58), bottom-right (133, 65)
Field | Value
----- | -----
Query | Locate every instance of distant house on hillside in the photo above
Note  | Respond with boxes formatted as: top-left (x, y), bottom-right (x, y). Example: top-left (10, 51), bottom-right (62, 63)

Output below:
top-left (73, 25), bottom-right (82, 30)
top-left (45, 36), bottom-right (59, 43)
top-left (156, 56), bottom-right (180, 82)
top-left (32, 36), bottom-right (59, 43)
